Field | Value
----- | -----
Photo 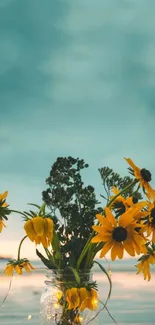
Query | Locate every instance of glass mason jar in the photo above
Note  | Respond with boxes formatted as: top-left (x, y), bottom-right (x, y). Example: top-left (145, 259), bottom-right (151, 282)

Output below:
top-left (40, 270), bottom-right (99, 325)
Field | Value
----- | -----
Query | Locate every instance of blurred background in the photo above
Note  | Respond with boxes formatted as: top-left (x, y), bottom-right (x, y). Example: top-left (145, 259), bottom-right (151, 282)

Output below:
top-left (0, 0), bottom-right (155, 324)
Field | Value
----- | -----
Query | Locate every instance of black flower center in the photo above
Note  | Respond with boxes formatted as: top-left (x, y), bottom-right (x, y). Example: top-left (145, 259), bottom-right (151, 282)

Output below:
top-left (112, 227), bottom-right (127, 242)
top-left (114, 202), bottom-right (126, 214)
top-left (140, 168), bottom-right (152, 182)
top-left (151, 208), bottom-right (155, 225)
top-left (132, 195), bottom-right (138, 204)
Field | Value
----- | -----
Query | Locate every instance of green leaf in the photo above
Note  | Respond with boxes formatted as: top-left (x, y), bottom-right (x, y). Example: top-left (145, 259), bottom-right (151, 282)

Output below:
top-left (52, 230), bottom-right (61, 260)
top-left (27, 203), bottom-right (41, 209)
top-left (93, 260), bottom-right (112, 300)
top-left (36, 249), bottom-right (55, 269)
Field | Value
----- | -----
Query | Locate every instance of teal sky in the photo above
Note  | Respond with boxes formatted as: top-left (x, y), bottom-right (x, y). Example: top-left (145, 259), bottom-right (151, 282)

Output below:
top-left (1, 0), bottom-right (155, 257)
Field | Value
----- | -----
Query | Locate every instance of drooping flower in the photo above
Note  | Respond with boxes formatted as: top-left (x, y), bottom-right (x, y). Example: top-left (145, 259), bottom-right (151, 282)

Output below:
top-left (91, 207), bottom-right (146, 261)
top-left (66, 288), bottom-right (80, 310)
top-left (125, 158), bottom-right (155, 201)
top-left (0, 191), bottom-right (10, 233)
top-left (24, 216), bottom-right (53, 248)
top-left (4, 259), bottom-right (35, 276)
top-left (66, 287), bottom-right (98, 311)
top-left (79, 288), bottom-right (98, 311)
top-left (136, 253), bottom-right (155, 281)
top-left (0, 191), bottom-right (8, 207)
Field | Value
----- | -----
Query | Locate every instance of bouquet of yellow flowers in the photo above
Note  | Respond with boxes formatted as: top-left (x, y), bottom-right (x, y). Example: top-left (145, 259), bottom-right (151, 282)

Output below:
top-left (1, 157), bottom-right (155, 325)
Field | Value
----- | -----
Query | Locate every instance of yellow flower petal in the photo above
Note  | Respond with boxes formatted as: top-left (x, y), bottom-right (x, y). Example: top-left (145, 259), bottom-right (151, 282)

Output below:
top-left (104, 207), bottom-right (117, 226)
top-left (4, 264), bottom-right (14, 276)
top-left (100, 241), bottom-right (114, 258)
top-left (119, 209), bottom-right (134, 227)
top-left (24, 219), bottom-right (36, 241)
top-left (32, 216), bottom-right (45, 237)
top-left (96, 214), bottom-right (113, 229)
top-left (123, 239), bottom-right (135, 257)
top-left (15, 265), bottom-right (22, 275)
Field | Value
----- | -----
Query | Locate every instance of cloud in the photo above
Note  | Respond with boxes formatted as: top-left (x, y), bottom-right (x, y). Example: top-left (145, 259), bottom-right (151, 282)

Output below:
top-left (1, 0), bottom-right (155, 256)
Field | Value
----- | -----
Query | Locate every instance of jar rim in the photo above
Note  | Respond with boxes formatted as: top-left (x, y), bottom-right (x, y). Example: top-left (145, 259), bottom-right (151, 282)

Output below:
top-left (46, 269), bottom-right (93, 278)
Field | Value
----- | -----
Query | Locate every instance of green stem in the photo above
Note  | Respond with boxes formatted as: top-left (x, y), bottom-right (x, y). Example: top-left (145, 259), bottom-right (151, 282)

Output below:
top-left (76, 179), bottom-right (138, 270)
top-left (17, 236), bottom-right (27, 260)
top-left (107, 179), bottom-right (138, 208)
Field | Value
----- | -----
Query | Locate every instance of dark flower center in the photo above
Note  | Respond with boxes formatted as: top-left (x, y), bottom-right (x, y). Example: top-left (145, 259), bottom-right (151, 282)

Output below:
top-left (140, 168), bottom-right (152, 182)
top-left (112, 226), bottom-right (127, 242)
top-left (151, 208), bottom-right (155, 225)
top-left (114, 202), bottom-right (126, 214)
top-left (132, 196), bottom-right (138, 204)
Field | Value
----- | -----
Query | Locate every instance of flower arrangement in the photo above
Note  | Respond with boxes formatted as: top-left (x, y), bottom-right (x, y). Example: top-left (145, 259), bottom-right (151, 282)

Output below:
top-left (1, 157), bottom-right (155, 324)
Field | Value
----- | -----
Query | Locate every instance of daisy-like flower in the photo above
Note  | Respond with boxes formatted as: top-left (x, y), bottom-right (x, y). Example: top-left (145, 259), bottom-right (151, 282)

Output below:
top-left (4, 258), bottom-right (35, 276)
top-left (110, 186), bottom-right (147, 216)
top-left (91, 207), bottom-right (146, 261)
top-left (125, 158), bottom-right (155, 201)
top-left (136, 253), bottom-right (155, 281)
top-left (24, 216), bottom-right (53, 248)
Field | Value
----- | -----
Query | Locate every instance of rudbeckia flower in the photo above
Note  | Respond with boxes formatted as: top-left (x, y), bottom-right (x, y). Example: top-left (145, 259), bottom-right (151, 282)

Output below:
top-left (91, 207), bottom-right (146, 261)
top-left (142, 201), bottom-right (155, 244)
top-left (136, 253), bottom-right (155, 281)
top-left (24, 216), bottom-right (53, 248)
top-left (110, 186), bottom-right (147, 216)
top-left (4, 259), bottom-right (35, 276)
top-left (125, 158), bottom-right (155, 201)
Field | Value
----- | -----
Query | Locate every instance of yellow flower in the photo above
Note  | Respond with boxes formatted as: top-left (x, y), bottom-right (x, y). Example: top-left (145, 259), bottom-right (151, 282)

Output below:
top-left (66, 287), bottom-right (98, 311)
top-left (79, 288), bottom-right (98, 311)
top-left (24, 216), bottom-right (53, 248)
top-left (4, 259), bottom-right (35, 276)
top-left (66, 288), bottom-right (80, 310)
top-left (141, 200), bottom-right (155, 244)
top-left (0, 219), bottom-right (6, 233)
top-left (136, 254), bottom-right (155, 281)
top-left (91, 207), bottom-right (146, 261)
top-left (0, 191), bottom-right (8, 207)
top-left (110, 186), bottom-right (147, 217)
top-left (125, 158), bottom-right (155, 201)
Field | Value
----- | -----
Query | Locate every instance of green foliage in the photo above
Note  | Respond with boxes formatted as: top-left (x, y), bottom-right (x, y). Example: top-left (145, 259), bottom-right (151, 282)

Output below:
top-left (42, 157), bottom-right (102, 269)
top-left (99, 166), bottom-right (142, 202)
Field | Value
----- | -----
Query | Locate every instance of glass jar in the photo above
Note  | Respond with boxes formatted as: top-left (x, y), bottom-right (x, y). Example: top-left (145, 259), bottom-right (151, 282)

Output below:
top-left (40, 270), bottom-right (99, 325)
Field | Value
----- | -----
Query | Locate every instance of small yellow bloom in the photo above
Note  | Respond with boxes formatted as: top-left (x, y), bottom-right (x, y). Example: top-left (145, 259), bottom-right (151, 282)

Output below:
top-left (136, 254), bottom-right (155, 281)
top-left (24, 216), bottom-right (53, 247)
top-left (4, 259), bottom-right (35, 276)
